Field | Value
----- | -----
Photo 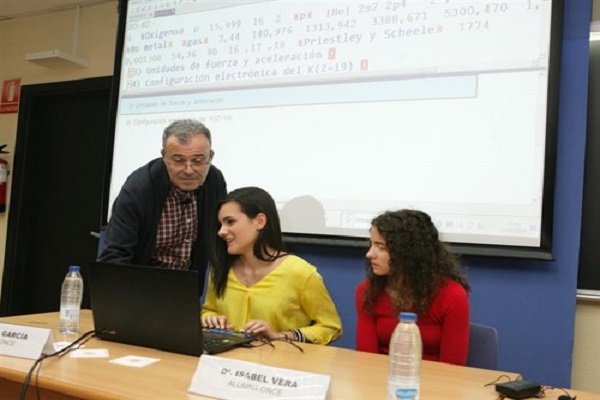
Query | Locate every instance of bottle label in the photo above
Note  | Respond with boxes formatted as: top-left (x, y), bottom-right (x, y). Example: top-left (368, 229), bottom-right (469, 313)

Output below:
top-left (60, 308), bottom-right (80, 320)
top-left (395, 388), bottom-right (418, 399)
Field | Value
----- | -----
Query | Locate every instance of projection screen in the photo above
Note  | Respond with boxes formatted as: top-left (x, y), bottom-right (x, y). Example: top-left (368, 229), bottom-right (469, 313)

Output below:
top-left (106, 0), bottom-right (562, 257)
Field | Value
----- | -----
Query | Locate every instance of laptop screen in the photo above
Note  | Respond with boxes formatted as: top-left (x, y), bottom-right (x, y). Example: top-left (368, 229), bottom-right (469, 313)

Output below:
top-left (87, 261), bottom-right (204, 356)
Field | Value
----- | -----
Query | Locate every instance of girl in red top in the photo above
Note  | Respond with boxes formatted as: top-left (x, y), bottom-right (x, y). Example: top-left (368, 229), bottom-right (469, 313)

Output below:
top-left (355, 210), bottom-right (470, 365)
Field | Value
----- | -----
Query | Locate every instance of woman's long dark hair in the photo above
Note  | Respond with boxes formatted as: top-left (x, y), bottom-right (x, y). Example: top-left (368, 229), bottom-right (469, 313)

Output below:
top-left (209, 186), bottom-right (286, 297)
top-left (362, 209), bottom-right (470, 314)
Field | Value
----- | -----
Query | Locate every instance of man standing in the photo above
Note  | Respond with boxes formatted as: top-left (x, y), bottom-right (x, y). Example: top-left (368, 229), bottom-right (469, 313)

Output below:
top-left (99, 119), bottom-right (226, 290)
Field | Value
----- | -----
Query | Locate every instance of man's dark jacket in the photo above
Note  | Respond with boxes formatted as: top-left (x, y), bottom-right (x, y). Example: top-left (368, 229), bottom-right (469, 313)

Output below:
top-left (98, 158), bottom-right (226, 293)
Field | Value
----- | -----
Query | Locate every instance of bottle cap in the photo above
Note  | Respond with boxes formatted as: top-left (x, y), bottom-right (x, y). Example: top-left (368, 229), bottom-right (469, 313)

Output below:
top-left (400, 312), bottom-right (418, 322)
top-left (69, 265), bottom-right (81, 272)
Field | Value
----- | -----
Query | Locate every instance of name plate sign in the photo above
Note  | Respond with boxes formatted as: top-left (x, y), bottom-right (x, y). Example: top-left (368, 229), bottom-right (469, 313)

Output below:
top-left (188, 355), bottom-right (331, 400)
top-left (0, 323), bottom-right (54, 360)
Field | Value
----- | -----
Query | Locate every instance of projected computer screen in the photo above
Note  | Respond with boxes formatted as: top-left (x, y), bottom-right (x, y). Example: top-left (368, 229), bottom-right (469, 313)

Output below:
top-left (107, 0), bottom-right (561, 254)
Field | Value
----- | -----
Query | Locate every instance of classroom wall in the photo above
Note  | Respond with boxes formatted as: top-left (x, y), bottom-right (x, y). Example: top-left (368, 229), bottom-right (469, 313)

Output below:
top-left (573, 1), bottom-right (600, 394)
top-left (0, 0), bottom-right (598, 392)
top-left (572, 300), bottom-right (600, 393)
top-left (0, 1), bottom-right (118, 288)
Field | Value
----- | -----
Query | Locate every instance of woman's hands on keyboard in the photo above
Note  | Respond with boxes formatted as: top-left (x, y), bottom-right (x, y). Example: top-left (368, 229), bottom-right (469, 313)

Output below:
top-left (202, 314), bottom-right (234, 330)
top-left (241, 319), bottom-right (281, 340)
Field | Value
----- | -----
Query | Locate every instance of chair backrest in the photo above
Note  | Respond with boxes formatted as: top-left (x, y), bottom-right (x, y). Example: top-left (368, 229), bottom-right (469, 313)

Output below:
top-left (467, 323), bottom-right (499, 370)
top-left (96, 228), bottom-right (107, 258)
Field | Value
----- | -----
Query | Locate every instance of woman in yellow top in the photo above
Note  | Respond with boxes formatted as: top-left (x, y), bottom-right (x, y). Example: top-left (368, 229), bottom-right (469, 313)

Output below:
top-left (201, 186), bottom-right (342, 345)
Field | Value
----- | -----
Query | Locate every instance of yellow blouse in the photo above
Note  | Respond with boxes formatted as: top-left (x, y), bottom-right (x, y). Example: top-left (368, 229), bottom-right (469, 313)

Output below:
top-left (202, 255), bottom-right (342, 345)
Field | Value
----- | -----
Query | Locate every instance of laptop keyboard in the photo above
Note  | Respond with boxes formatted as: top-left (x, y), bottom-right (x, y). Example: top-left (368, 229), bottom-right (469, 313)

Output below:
top-left (202, 329), bottom-right (255, 354)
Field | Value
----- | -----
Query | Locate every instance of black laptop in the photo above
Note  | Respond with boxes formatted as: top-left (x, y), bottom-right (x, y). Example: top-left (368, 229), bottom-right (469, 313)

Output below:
top-left (87, 261), bottom-right (254, 356)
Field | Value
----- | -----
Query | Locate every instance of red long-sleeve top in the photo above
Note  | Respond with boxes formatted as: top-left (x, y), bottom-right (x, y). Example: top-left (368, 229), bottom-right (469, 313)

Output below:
top-left (355, 278), bottom-right (470, 366)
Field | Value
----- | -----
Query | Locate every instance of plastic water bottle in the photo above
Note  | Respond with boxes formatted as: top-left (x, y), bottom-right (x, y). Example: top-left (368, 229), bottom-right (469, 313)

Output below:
top-left (59, 265), bottom-right (84, 334)
top-left (388, 312), bottom-right (422, 400)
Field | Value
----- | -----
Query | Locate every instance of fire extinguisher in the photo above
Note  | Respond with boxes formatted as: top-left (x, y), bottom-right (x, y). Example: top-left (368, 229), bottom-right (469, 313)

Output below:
top-left (0, 144), bottom-right (9, 213)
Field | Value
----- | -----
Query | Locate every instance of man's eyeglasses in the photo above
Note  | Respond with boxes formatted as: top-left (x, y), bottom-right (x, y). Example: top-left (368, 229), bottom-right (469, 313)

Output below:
top-left (166, 152), bottom-right (212, 168)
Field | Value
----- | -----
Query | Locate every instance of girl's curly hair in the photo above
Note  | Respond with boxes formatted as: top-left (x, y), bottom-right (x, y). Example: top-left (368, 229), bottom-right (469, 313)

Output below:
top-left (362, 210), bottom-right (470, 315)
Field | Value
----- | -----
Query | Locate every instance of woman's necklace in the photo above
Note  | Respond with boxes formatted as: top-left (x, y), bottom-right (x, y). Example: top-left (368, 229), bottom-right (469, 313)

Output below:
top-left (236, 264), bottom-right (262, 287)
top-left (235, 256), bottom-right (285, 287)
top-left (238, 267), bottom-right (252, 286)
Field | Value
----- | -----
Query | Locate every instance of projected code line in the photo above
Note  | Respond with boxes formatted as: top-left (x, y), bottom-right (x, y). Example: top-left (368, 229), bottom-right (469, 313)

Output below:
top-left (122, 0), bottom-right (548, 95)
